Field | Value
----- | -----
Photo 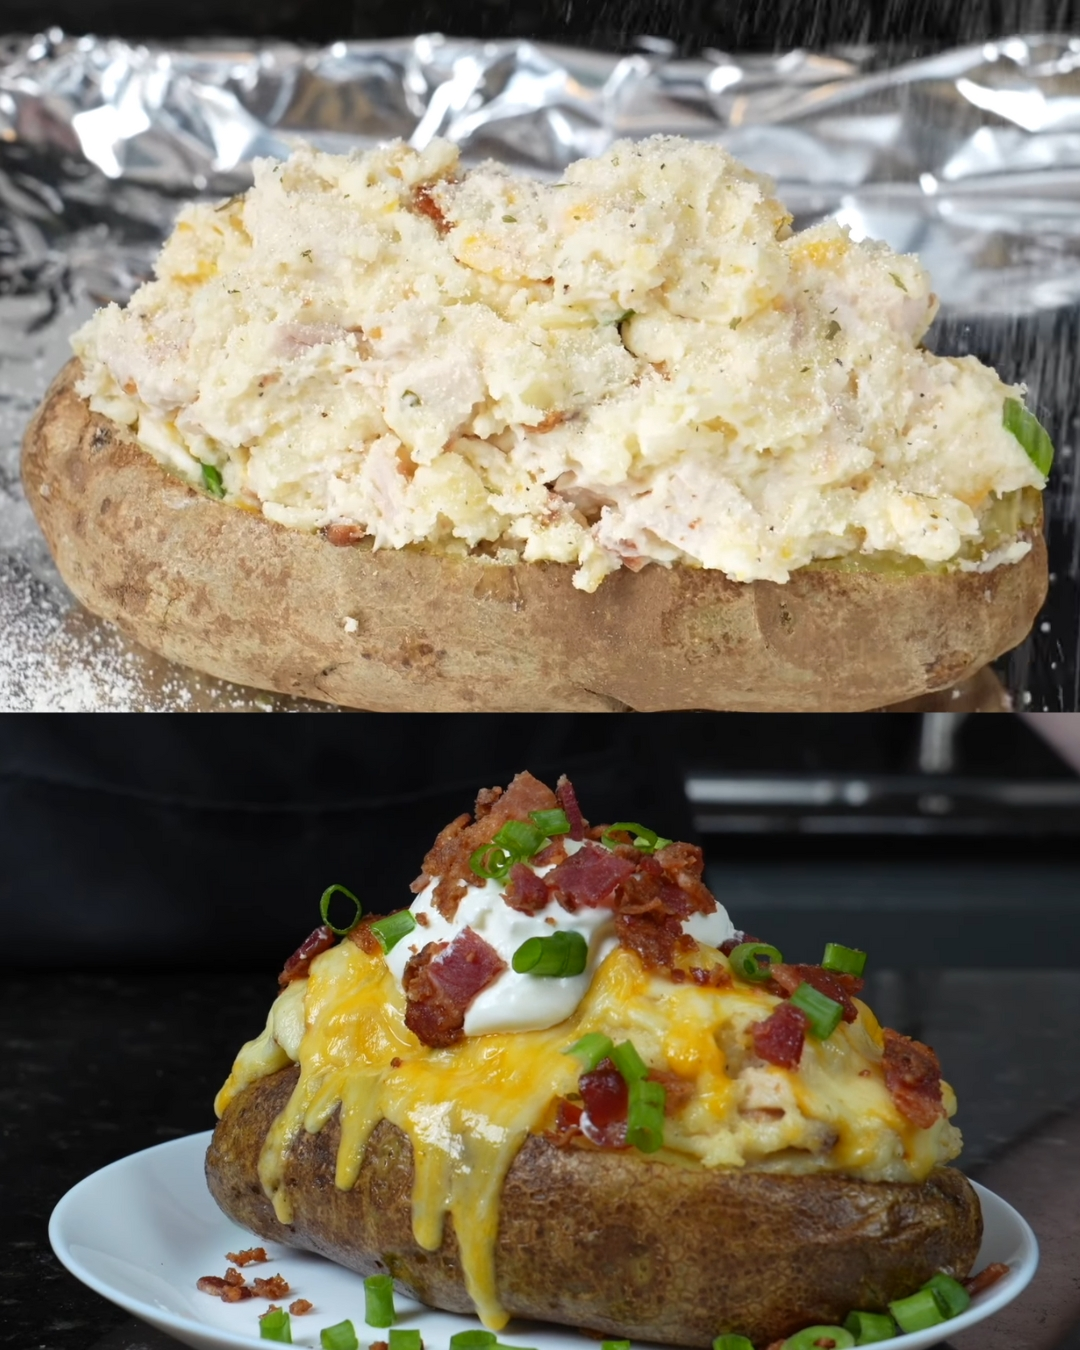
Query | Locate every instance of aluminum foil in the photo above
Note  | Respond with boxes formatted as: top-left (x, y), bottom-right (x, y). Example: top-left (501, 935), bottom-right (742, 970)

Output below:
top-left (1, 29), bottom-right (1077, 709)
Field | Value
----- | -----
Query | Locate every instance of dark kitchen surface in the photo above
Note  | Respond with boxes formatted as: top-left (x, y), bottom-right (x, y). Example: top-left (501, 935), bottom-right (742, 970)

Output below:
top-left (5, 966), bottom-right (1080, 1350)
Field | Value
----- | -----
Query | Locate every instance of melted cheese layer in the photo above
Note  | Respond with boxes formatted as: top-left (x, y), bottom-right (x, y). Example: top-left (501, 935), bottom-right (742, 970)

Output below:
top-left (217, 942), bottom-right (961, 1327)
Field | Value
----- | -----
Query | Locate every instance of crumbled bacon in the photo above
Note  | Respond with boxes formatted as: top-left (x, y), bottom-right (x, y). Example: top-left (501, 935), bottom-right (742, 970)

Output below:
top-left (289, 1299), bottom-right (314, 1315)
top-left (687, 965), bottom-right (732, 987)
top-left (751, 1002), bottom-right (809, 1069)
top-left (324, 522), bottom-right (366, 546)
top-left (197, 1276), bottom-right (249, 1299)
top-left (278, 924), bottom-right (336, 987)
top-left (545, 843), bottom-right (637, 911)
top-left (225, 1248), bottom-right (268, 1267)
top-left (348, 917), bottom-right (383, 957)
top-left (882, 1027), bottom-right (946, 1129)
top-left (224, 1268), bottom-right (245, 1287)
top-left (546, 1097), bottom-right (585, 1146)
top-left (252, 1275), bottom-right (291, 1299)
top-left (503, 861), bottom-right (550, 915)
top-left (719, 932), bottom-right (760, 955)
top-left (964, 1262), bottom-right (1010, 1297)
top-left (768, 963), bottom-right (862, 1024)
top-left (556, 774), bottom-right (587, 840)
top-left (615, 911), bottom-right (691, 971)
top-left (647, 1067), bottom-right (694, 1114)
top-left (578, 1059), bottom-right (629, 1148)
top-left (411, 184), bottom-right (449, 234)
top-left (403, 927), bottom-right (507, 1048)
top-left (413, 772), bottom-right (558, 920)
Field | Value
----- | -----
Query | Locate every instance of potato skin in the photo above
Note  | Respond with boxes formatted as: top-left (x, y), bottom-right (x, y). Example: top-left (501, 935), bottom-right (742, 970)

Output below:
top-left (23, 360), bottom-right (1047, 712)
top-left (206, 1067), bottom-right (983, 1347)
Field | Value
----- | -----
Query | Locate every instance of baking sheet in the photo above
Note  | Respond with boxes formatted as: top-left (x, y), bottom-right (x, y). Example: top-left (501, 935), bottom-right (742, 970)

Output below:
top-left (1, 30), bottom-right (1077, 709)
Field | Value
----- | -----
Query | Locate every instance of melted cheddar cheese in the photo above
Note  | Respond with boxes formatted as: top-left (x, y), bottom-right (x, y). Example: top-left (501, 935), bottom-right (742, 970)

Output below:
top-left (217, 940), bottom-right (962, 1330)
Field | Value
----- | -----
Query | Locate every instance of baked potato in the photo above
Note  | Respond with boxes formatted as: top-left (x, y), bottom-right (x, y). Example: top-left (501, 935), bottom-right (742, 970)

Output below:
top-left (205, 772), bottom-right (985, 1348)
top-left (22, 134), bottom-right (1053, 712)
top-left (22, 360), bottom-right (1047, 712)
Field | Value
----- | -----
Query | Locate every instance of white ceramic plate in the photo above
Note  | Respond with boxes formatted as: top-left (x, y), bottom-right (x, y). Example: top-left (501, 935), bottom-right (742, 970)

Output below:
top-left (50, 1132), bottom-right (1038, 1350)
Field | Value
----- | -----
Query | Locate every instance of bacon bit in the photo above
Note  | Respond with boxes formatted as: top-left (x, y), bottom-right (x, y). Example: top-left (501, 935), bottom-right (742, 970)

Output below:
top-left (412, 184), bottom-right (449, 234)
top-left (578, 1059), bottom-right (629, 1148)
top-left (289, 1299), bottom-right (314, 1315)
top-left (390, 1056), bottom-right (402, 1068)
top-left (371, 1341), bottom-right (389, 1350)
top-left (556, 775), bottom-right (587, 840)
top-left (225, 1248), bottom-right (268, 1266)
top-left (348, 918), bottom-right (383, 957)
top-left (532, 837), bottom-right (568, 869)
top-left (415, 772), bottom-right (558, 919)
top-left (197, 1277), bottom-right (230, 1297)
top-left (882, 1027), bottom-right (946, 1129)
top-left (615, 910), bottom-right (686, 971)
top-left (324, 522), bottom-right (366, 546)
top-left (751, 1002), bottom-right (809, 1069)
top-left (224, 1268), bottom-right (245, 1287)
top-left (719, 932), bottom-right (761, 955)
top-left (415, 911), bottom-right (430, 927)
top-left (503, 861), bottom-right (550, 915)
top-left (252, 1275), bottom-right (291, 1299)
top-left (546, 843), bottom-right (637, 911)
top-left (647, 1068), bottom-right (694, 1115)
top-left (278, 924), bottom-right (336, 987)
top-left (403, 927), bottom-right (507, 1048)
top-left (687, 965), bottom-right (732, 988)
top-left (222, 1284), bottom-right (252, 1302)
top-left (769, 963), bottom-right (862, 1023)
top-left (670, 968), bottom-right (687, 983)
top-left (546, 1097), bottom-right (585, 1146)
top-left (964, 1262), bottom-right (1010, 1297)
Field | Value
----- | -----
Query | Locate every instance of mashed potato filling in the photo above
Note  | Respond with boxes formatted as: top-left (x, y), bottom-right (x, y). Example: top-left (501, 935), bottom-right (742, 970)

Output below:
top-left (74, 136), bottom-right (1044, 590)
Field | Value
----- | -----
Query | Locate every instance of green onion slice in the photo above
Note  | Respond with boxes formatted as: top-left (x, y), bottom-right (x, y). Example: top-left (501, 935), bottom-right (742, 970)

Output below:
top-left (1003, 396), bottom-right (1054, 476)
top-left (789, 982), bottom-right (844, 1039)
top-left (388, 1330), bottom-right (422, 1350)
top-left (601, 1342), bottom-right (631, 1350)
top-left (259, 1308), bottom-right (293, 1343)
top-left (469, 843), bottom-right (515, 881)
top-left (600, 822), bottom-right (672, 854)
top-left (888, 1288), bottom-right (945, 1333)
top-left (922, 1271), bottom-right (971, 1318)
top-left (842, 1310), bottom-right (897, 1344)
top-left (626, 1075), bottom-right (666, 1153)
top-left (493, 819), bottom-right (547, 858)
top-left (321, 1320), bottom-right (360, 1350)
top-left (530, 807), bottom-right (570, 836)
top-left (563, 1032), bottom-right (614, 1071)
top-left (781, 1327), bottom-right (854, 1349)
top-left (369, 910), bottom-right (417, 953)
top-left (712, 1338), bottom-right (754, 1350)
top-left (364, 1274), bottom-right (395, 1328)
top-left (512, 930), bottom-right (588, 977)
top-left (610, 1039), bottom-right (648, 1083)
top-left (821, 943), bottom-right (867, 977)
top-left (200, 462), bottom-right (225, 498)
top-left (319, 884), bottom-right (362, 936)
top-left (726, 942), bottom-right (783, 982)
top-left (449, 1333), bottom-right (497, 1350)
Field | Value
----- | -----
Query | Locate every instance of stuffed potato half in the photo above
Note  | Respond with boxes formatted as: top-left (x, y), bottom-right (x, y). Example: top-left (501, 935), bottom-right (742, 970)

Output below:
top-left (205, 772), bottom-right (983, 1348)
top-left (22, 361), bottom-right (1047, 712)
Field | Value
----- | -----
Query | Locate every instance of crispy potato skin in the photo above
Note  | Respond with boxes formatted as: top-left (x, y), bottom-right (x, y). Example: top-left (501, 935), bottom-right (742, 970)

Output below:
top-left (23, 360), bottom-right (1047, 712)
top-left (206, 1067), bottom-right (983, 1347)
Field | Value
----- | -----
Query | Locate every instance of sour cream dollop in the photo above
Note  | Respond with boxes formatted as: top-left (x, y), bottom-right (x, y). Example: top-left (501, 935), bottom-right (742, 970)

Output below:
top-left (383, 841), bottom-right (736, 1036)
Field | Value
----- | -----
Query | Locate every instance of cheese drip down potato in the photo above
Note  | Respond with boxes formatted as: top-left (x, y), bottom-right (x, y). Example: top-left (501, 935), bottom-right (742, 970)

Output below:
top-left (205, 772), bottom-right (983, 1347)
top-left (23, 135), bottom-right (1050, 710)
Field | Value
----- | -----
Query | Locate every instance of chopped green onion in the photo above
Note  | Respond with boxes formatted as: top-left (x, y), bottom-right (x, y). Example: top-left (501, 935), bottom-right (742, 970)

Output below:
top-left (389, 1331), bottom-right (421, 1350)
top-left (321, 1321), bottom-right (360, 1350)
top-left (512, 930), bottom-right (588, 977)
top-left (789, 982), bottom-right (844, 1039)
top-left (259, 1308), bottom-right (292, 1343)
top-left (712, 1338), bottom-right (754, 1350)
top-left (530, 808), bottom-right (570, 836)
top-left (726, 942), bottom-right (783, 982)
top-left (782, 1327), bottom-right (854, 1349)
top-left (600, 822), bottom-right (672, 854)
top-left (469, 843), bottom-right (514, 881)
top-left (821, 943), bottom-right (866, 977)
top-left (370, 910), bottom-right (417, 953)
top-left (402, 389), bottom-right (421, 406)
top-left (319, 884), bottom-right (362, 936)
top-left (200, 463), bottom-right (225, 498)
top-left (889, 271), bottom-right (908, 291)
top-left (888, 1288), bottom-right (945, 1333)
top-left (610, 1039), bottom-right (648, 1083)
top-left (502, 214), bottom-right (517, 223)
top-left (364, 1274), bottom-right (395, 1328)
top-left (824, 319), bottom-right (841, 339)
top-left (601, 1342), bottom-right (631, 1350)
top-left (1003, 396), bottom-right (1054, 476)
top-left (449, 1333), bottom-right (497, 1350)
top-left (493, 819), bottom-right (547, 858)
top-left (922, 1271), bottom-right (971, 1318)
top-left (563, 1032), bottom-right (614, 1071)
top-left (626, 1076), bottom-right (666, 1153)
top-left (842, 1310), bottom-right (896, 1344)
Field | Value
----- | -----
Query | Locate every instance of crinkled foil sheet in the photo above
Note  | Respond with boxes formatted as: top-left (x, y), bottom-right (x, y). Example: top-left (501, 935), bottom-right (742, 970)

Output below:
top-left (1, 29), bottom-right (1078, 710)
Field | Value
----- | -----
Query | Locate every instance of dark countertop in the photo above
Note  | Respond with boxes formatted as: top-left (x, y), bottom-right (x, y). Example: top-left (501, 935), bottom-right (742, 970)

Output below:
top-left (5, 970), bottom-right (1080, 1350)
